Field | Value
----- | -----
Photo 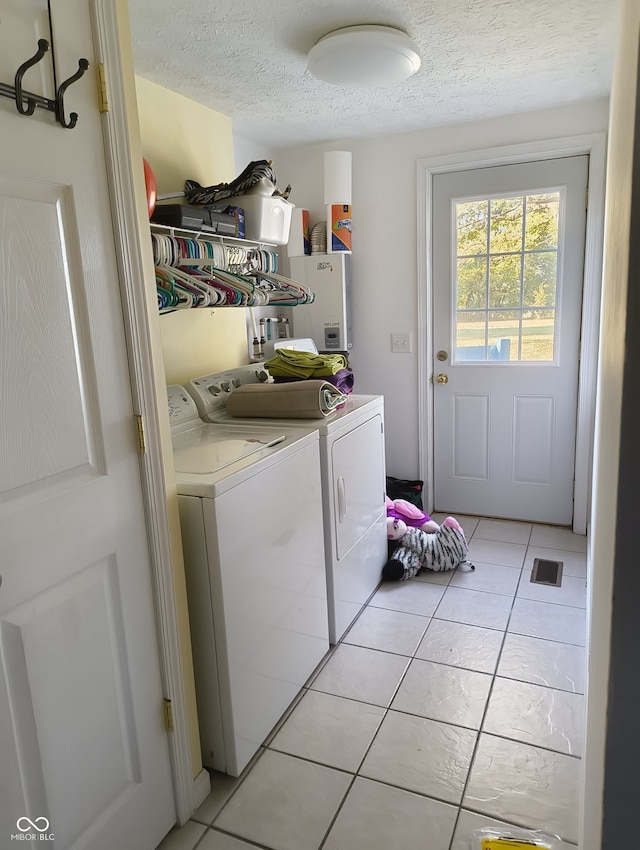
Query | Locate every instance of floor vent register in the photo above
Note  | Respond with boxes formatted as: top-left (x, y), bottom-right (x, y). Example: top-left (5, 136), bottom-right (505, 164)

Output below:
top-left (530, 557), bottom-right (564, 587)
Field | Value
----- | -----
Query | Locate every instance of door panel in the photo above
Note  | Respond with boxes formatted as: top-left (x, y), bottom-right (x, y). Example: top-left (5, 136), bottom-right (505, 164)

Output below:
top-left (452, 394), bottom-right (489, 480)
top-left (432, 156), bottom-right (588, 523)
top-left (512, 394), bottom-right (555, 484)
top-left (0, 1), bottom-right (175, 847)
top-left (2, 557), bottom-right (141, 848)
top-left (0, 176), bottom-right (103, 502)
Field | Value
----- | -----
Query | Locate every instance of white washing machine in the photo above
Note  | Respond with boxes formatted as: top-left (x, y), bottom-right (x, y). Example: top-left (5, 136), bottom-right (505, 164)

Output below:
top-left (168, 385), bottom-right (329, 776)
top-left (186, 366), bottom-right (387, 644)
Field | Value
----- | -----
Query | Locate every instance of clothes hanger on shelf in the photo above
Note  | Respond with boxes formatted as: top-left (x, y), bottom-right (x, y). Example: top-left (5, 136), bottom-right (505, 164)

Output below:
top-left (152, 234), bottom-right (314, 311)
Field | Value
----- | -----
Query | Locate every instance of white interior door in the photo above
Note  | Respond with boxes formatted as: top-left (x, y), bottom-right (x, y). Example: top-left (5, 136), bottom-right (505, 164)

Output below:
top-left (0, 2), bottom-right (175, 847)
top-left (432, 156), bottom-right (589, 524)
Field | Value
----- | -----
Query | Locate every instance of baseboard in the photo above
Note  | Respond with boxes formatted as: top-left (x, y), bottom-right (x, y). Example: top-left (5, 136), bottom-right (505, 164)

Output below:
top-left (192, 768), bottom-right (212, 811)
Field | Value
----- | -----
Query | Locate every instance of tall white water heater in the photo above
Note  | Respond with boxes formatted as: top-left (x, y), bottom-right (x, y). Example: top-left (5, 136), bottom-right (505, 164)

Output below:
top-left (289, 254), bottom-right (352, 353)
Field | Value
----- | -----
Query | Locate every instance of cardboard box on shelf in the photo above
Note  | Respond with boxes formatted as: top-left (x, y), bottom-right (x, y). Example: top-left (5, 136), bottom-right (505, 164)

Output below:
top-left (208, 205), bottom-right (245, 238)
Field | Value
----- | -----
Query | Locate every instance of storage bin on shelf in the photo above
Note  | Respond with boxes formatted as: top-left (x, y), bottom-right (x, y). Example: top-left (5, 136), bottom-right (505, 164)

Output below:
top-left (224, 193), bottom-right (294, 245)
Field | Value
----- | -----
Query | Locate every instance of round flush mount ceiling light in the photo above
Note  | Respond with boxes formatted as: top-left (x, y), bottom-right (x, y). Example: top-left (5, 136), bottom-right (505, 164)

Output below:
top-left (307, 25), bottom-right (421, 87)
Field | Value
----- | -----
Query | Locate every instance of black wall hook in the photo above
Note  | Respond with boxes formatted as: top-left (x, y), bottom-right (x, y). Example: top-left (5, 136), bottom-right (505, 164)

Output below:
top-left (14, 39), bottom-right (50, 116)
top-left (0, 7), bottom-right (89, 130)
top-left (55, 58), bottom-right (90, 129)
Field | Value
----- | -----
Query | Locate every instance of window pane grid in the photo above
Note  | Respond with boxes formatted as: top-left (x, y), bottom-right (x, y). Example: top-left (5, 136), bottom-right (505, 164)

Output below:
top-left (458, 248), bottom-right (558, 260)
top-left (454, 191), bottom-right (559, 363)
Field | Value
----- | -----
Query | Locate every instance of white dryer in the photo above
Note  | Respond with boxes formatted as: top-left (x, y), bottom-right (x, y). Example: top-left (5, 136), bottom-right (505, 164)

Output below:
top-left (186, 366), bottom-right (387, 644)
top-left (168, 385), bottom-right (329, 776)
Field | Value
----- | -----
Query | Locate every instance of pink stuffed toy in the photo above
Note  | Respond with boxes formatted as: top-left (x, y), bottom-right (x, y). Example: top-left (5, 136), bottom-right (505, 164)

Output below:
top-left (383, 516), bottom-right (474, 581)
top-left (386, 496), bottom-right (439, 540)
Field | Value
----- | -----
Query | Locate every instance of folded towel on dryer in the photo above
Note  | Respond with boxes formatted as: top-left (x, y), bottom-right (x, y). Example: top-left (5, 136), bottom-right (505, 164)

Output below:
top-left (225, 380), bottom-right (347, 418)
top-left (264, 348), bottom-right (348, 378)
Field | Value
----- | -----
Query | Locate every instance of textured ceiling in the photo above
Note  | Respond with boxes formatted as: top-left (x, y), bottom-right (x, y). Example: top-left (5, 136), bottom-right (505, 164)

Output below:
top-left (127, 0), bottom-right (619, 150)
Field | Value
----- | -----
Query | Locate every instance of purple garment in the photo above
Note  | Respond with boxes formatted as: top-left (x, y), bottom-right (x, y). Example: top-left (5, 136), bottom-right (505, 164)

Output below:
top-left (323, 369), bottom-right (354, 394)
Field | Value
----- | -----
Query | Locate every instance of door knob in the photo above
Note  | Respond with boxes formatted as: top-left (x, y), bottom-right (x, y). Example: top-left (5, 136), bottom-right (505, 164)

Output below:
top-left (436, 373), bottom-right (448, 384)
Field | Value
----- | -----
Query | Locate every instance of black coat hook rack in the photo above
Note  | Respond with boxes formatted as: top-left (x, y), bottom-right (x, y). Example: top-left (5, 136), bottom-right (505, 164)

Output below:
top-left (0, 2), bottom-right (89, 130)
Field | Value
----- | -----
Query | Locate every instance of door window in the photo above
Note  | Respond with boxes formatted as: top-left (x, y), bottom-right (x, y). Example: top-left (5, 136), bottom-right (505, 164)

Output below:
top-left (454, 191), bottom-right (561, 363)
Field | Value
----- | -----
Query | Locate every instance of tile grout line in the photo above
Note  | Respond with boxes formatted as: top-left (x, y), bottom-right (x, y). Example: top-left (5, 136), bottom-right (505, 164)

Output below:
top-left (445, 523), bottom-right (531, 850)
top-left (316, 595), bottom-right (438, 849)
top-left (316, 581), bottom-right (435, 849)
top-left (316, 773), bottom-right (358, 850)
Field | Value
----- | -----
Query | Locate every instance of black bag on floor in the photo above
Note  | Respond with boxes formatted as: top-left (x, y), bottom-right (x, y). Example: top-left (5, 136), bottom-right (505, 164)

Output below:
top-left (385, 476), bottom-right (424, 510)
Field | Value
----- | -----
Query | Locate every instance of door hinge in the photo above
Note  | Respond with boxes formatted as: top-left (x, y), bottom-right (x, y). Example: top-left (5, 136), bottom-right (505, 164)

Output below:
top-left (163, 698), bottom-right (174, 733)
top-left (96, 63), bottom-right (109, 113)
top-left (135, 414), bottom-right (146, 454)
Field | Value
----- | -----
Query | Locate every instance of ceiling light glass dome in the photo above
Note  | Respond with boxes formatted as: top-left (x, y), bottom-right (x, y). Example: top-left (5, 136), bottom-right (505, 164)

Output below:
top-left (307, 25), bottom-right (421, 88)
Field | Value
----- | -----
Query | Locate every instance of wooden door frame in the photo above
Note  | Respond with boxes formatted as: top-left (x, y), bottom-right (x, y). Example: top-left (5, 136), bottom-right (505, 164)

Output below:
top-left (417, 134), bottom-right (607, 534)
top-left (90, 0), bottom-right (203, 826)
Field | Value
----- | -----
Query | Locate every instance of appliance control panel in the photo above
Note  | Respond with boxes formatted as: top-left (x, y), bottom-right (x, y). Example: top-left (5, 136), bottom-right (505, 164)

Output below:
top-left (167, 384), bottom-right (200, 426)
top-left (188, 366), bottom-right (270, 418)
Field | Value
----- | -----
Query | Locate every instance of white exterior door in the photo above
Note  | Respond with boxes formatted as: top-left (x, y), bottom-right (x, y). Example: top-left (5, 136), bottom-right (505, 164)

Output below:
top-left (432, 156), bottom-right (588, 524)
top-left (0, 2), bottom-right (175, 848)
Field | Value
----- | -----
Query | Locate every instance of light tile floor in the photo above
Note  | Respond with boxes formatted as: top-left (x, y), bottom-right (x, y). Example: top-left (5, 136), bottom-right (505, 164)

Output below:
top-left (158, 516), bottom-right (587, 850)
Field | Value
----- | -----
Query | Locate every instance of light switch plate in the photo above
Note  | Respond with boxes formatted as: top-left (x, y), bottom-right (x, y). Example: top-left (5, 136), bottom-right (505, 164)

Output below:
top-left (391, 332), bottom-right (412, 353)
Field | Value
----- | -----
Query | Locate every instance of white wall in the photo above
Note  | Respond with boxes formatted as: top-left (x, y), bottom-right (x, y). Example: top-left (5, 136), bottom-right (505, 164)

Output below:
top-left (233, 134), bottom-right (269, 173)
top-left (273, 99), bottom-right (609, 483)
top-left (136, 77), bottom-right (248, 386)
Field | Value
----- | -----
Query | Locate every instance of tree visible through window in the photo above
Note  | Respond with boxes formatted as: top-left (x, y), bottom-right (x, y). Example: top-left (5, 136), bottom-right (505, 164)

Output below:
top-left (454, 191), bottom-right (560, 362)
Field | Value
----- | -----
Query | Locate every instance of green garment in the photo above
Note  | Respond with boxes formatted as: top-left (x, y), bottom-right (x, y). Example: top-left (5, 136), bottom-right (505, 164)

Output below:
top-left (264, 348), bottom-right (348, 378)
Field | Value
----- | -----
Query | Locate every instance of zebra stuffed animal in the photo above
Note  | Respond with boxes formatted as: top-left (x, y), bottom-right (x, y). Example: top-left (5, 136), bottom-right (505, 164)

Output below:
top-left (382, 516), bottom-right (475, 581)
